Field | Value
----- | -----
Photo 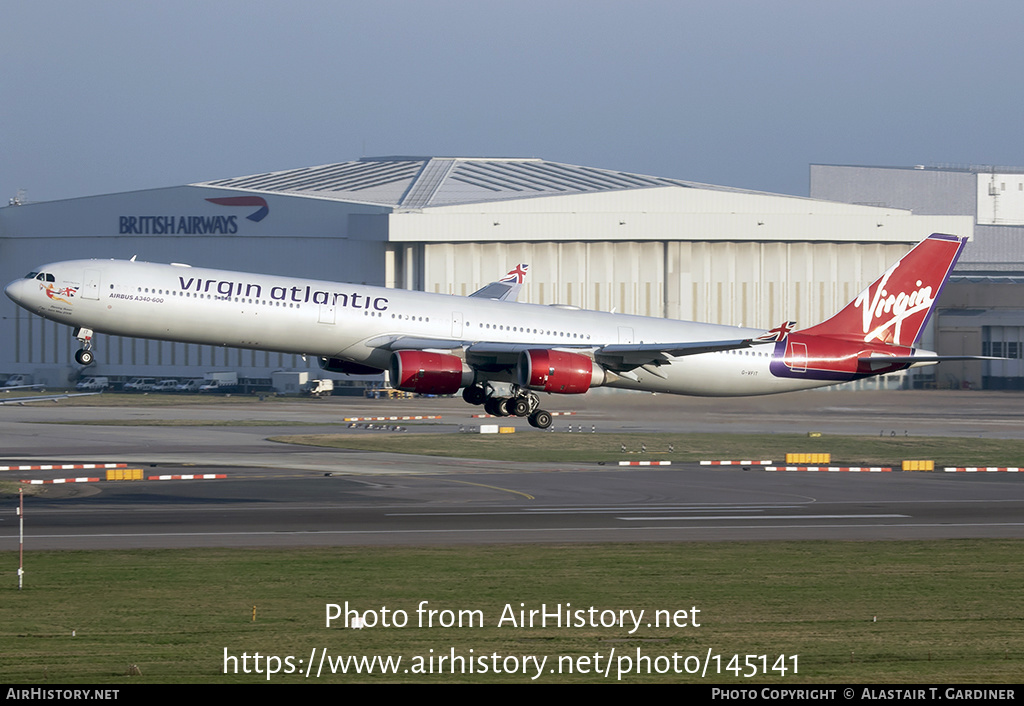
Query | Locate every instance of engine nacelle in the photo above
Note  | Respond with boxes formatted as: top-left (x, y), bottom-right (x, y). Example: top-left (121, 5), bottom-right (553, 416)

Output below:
top-left (389, 351), bottom-right (474, 395)
top-left (319, 357), bottom-right (384, 375)
top-left (516, 349), bottom-right (605, 394)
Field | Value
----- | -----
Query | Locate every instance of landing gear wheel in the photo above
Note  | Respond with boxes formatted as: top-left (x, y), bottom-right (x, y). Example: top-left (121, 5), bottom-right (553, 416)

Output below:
top-left (75, 349), bottom-right (95, 366)
top-left (528, 410), bottom-right (552, 429)
top-left (501, 397), bottom-right (521, 416)
top-left (484, 397), bottom-right (508, 417)
top-left (510, 397), bottom-right (531, 417)
top-left (462, 385), bottom-right (487, 406)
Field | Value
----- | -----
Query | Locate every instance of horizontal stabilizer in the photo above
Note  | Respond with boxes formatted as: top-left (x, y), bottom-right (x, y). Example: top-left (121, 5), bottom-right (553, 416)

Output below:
top-left (857, 355), bottom-right (1005, 364)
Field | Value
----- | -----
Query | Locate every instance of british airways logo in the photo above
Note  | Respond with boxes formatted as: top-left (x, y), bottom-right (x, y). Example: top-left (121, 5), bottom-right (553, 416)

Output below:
top-left (117, 197), bottom-right (271, 234)
top-left (856, 268), bottom-right (934, 346)
top-left (119, 215), bottom-right (238, 235)
top-left (205, 196), bottom-right (269, 222)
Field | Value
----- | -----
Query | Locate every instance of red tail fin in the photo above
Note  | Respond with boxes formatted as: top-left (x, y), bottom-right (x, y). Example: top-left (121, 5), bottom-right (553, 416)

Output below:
top-left (802, 233), bottom-right (965, 347)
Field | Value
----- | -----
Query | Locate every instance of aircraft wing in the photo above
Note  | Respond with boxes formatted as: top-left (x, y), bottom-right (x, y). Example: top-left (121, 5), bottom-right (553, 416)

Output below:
top-left (595, 339), bottom-right (768, 369)
top-left (468, 264), bottom-right (529, 302)
top-left (0, 391), bottom-right (101, 405)
top-left (465, 342), bottom-right (545, 371)
top-left (376, 339), bottom-right (537, 372)
top-left (378, 337), bottom-right (770, 373)
top-left (376, 338), bottom-right (770, 375)
top-left (374, 336), bottom-right (468, 351)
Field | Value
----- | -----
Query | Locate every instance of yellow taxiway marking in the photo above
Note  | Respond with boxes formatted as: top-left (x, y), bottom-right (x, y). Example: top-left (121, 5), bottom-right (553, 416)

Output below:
top-left (440, 478), bottom-right (535, 500)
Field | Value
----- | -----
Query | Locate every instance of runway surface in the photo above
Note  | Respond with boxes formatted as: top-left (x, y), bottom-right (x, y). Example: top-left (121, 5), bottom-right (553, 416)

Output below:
top-left (1, 390), bottom-right (1023, 549)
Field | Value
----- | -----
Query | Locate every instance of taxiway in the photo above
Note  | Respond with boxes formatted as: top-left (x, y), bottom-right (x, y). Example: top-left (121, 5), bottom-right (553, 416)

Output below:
top-left (2, 390), bottom-right (1023, 549)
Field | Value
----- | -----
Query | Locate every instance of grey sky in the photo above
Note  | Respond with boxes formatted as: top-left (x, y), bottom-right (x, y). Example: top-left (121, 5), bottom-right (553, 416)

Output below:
top-left (3, 0), bottom-right (1022, 203)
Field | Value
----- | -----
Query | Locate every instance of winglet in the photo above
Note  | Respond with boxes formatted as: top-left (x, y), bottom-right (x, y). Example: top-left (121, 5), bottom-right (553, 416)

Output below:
top-left (756, 321), bottom-right (797, 343)
top-left (469, 264), bottom-right (530, 301)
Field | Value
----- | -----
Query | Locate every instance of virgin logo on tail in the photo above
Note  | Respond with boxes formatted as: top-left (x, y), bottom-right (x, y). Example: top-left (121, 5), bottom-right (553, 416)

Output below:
top-left (802, 234), bottom-right (965, 347)
top-left (856, 269), bottom-right (934, 345)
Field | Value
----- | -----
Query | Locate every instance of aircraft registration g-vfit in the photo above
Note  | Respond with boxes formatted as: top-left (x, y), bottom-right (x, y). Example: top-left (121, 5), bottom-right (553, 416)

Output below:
top-left (5, 233), bottom-right (975, 429)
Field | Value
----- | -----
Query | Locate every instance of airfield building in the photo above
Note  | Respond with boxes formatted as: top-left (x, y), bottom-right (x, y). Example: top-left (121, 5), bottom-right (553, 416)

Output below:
top-left (0, 157), bottom-right (971, 390)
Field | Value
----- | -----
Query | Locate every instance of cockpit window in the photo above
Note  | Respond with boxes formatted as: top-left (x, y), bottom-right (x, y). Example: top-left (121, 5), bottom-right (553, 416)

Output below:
top-left (24, 272), bottom-right (38, 279)
top-left (32, 273), bottom-right (55, 282)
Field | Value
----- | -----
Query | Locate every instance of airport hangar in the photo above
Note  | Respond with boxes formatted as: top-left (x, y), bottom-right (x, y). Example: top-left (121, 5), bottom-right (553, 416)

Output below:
top-left (0, 156), bottom-right (971, 390)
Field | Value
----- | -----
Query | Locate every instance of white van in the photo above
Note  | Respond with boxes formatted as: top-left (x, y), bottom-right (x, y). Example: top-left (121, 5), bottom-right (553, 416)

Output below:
top-left (76, 377), bottom-right (109, 391)
top-left (3, 374), bottom-right (32, 388)
top-left (124, 377), bottom-right (158, 392)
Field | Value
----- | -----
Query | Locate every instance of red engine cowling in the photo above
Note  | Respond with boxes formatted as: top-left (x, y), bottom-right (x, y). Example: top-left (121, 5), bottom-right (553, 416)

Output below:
top-left (516, 349), bottom-right (605, 394)
top-left (389, 351), bottom-right (473, 395)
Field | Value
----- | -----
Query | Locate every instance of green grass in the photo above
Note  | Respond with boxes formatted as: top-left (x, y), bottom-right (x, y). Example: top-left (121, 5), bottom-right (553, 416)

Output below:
top-left (1, 541), bottom-right (1021, 683)
top-left (43, 419), bottom-right (337, 426)
top-left (269, 431), bottom-right (1024, 467)
top-left (0, 392), bottom-right (312, 407)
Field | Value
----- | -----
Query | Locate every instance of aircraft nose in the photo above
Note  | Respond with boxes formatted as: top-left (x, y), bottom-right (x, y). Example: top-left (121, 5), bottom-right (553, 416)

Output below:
top-left (5, 278), bottom-right (28, 305)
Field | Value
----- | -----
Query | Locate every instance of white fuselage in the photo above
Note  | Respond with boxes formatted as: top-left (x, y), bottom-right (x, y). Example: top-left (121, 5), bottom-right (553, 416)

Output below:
top-left (6, 258), bottom-right (824, 397)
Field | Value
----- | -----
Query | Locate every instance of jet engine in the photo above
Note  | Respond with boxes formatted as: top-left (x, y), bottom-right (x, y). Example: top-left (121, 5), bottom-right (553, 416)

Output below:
top-left (515, 349), bottom-right (606, 394)
top-left (389, 351), bottom-right (474, 395)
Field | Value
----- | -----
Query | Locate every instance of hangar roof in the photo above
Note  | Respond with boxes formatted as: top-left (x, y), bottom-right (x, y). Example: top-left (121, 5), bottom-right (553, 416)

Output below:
top-left (195, 156), bottom-right (779, 209)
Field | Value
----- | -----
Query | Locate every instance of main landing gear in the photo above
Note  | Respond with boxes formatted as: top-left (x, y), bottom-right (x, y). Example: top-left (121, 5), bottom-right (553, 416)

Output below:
top-left (462, 383), bottom-right (553, 429)
top-left (73, 327), bottom-right (95, 366)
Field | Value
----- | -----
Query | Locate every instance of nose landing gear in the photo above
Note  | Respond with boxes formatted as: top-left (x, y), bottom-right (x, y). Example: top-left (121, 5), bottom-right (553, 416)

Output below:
top-left (73, 327), bottom-right (95, 366)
